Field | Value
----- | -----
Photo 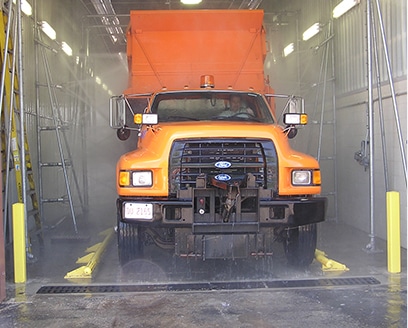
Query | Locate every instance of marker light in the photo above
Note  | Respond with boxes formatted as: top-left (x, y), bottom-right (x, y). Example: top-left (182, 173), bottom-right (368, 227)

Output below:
top-left (284, 113), bottom-right (308, 125)
top-left (119, 171), bottom-right (130, 187)
top-left (200, 75), bottom-right (215, 88)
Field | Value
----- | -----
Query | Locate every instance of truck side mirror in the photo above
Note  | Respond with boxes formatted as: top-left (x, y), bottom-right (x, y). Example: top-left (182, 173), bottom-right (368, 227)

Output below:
top-left (109, 96), bottom-right (126, 129)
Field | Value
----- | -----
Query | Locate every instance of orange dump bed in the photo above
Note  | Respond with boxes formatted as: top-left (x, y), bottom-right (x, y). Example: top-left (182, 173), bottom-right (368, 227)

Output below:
top-left (125, 10), bottom-right (267, 94)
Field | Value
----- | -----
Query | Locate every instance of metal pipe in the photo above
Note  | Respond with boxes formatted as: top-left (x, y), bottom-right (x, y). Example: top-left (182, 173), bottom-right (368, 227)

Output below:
top-left (366, 0), bottom-right (376, 252)
top-left (4, 11), bottom-right (19, 245)
top-left (374, 0), bottom-right (407, 185)
top-left (317, 23), bottom-right (331, 162)
top-left (371, 5), bottom-right (389, 191)
top-left (34, 0), bottom-right (44, 225)
top-left (0, 2), bottom-right (14, 119)
top-left (330, 20), bottom-right (338, 221)
top-left (307, 28), bottom-right (326, 156)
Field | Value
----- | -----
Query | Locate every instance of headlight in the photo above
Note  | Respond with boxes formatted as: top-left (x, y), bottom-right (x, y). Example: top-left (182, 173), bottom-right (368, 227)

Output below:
top-left (119, 170), bottom-right (153, 187)
top-left (132, 171), bottom-right (153, 186)
top-left (292, 170), bottom-right (311, 185)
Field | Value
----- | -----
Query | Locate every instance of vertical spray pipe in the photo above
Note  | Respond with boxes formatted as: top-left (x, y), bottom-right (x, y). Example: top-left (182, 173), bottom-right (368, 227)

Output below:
top-left (330, 21), bottom-right (338, 221)
top-left (370, 4), bottom-right (389, 191)
top-left (366, 0), bottom-right (376, 251)
top-left (17, 0), bottom-right (28, 254)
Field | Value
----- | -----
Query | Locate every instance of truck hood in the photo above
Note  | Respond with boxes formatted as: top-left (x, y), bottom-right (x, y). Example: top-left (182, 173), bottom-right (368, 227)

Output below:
top-left (120, 122), bottom-right (318, 168)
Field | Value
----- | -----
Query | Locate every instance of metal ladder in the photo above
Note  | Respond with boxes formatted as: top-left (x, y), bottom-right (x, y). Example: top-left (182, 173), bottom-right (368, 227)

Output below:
top-left (306, 21), bottom-right (338, 221)
top-left (0, 8), bottom-right (43, 251)
top-left (35, 25), bottom-right (84, 234)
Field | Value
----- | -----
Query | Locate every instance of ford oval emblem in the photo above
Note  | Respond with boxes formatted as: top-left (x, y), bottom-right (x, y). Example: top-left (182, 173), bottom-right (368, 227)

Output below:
top-left (214, 174), bottom-right (231, 181)
top-left (214, 161), bottom-right (232, 169)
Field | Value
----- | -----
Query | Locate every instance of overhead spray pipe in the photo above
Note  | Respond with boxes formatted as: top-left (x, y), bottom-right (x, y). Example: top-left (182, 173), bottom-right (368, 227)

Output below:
top-left (374, 0), bottom-right (407, 185)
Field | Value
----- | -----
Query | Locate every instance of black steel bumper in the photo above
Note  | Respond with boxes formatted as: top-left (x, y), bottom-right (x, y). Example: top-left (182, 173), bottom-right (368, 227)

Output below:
top-left (117, 195), bottom-right (327, 230)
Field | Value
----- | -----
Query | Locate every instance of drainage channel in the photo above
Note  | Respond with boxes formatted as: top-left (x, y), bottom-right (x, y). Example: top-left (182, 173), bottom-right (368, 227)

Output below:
top-left (37, 277), bottom-right (380, 294)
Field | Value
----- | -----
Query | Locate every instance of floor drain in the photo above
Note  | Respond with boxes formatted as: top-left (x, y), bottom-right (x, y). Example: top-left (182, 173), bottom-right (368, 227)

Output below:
top-left (37, 277), bottom-right (380, 294)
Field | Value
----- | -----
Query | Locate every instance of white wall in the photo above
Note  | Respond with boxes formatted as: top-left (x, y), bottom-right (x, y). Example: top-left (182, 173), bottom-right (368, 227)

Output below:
top-left (336, 80), bottom-right (407, 247)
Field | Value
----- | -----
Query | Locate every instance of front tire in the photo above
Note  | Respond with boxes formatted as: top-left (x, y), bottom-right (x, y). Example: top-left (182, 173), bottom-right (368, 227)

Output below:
top-left (283, 223), bottom-right (317, 267)
top-left (117, 220), bottom-right (144, 265)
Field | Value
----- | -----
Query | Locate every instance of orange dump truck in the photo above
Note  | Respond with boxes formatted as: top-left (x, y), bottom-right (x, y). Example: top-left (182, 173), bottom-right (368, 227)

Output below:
top-left (110, 10), bottom-right (326, 266)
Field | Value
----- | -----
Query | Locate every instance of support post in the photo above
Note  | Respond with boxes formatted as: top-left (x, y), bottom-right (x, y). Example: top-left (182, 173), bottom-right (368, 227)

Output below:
top-left (13, 203), bottom-right (26, 283)
top-left (0, 162), bottom-right (5, 302)
top-left (387, 191), bottom-right (400, 273)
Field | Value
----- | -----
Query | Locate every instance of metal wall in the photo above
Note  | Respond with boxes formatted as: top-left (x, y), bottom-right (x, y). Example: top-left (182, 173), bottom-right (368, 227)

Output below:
top-left (265, 0), bottom-right (407, 248)
top-left (334, 0), bottom-right (407, 94)
top-left (15, 0), bottom-right (127, 233)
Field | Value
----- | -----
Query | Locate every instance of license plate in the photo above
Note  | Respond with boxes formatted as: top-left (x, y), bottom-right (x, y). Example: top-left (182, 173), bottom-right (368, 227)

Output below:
top-left (124, 203), bottom-right (153, 220)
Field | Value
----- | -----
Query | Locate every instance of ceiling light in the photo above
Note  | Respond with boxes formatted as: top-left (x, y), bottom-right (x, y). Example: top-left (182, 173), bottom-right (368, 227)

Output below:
top-left (95, 76), bottom-right (102, 85)
top-left (181, 0), bottom-right (202, 4)
top-left (333, 0), bottom-right (360, 19)
top-left (61, 42), bottom-right (73, 56)
top-left (283, 43), bottom-right (294, 57)
top-left (13, 0), bottom-right (32, 16)
top-left (40, 21), bottom-right (56, 40)
top-left (302, 23), bottom-right (321, 41)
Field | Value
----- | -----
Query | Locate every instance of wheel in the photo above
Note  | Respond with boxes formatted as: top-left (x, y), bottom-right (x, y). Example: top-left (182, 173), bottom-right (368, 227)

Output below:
top-left (283, 223), bottom-right (317, 267)
top-left (117, 220), bottom-right (144, 265)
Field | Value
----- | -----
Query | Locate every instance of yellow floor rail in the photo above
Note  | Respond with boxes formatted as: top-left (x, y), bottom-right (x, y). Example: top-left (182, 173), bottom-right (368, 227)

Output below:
top-left (65, 228), bottom-right (114, 280)
top-left (315, 249), bottom-right (349, 272)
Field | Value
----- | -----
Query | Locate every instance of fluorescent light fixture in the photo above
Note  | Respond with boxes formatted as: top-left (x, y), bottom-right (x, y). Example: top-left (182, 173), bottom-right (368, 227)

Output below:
top-left (283, 43), bottom-right (294, 57)
top-left (13, 0), bottom-right (32, 16)
top-left (333, 0), bottom-right (360, 18)
top-left (302, 23), bottom-right (321, 41)
top-left (40, 21), bottom-right (56, 40)
top-left (61, 42), bottom-right (73, 56)
top-left (102, 84), bottom-right (108, 91)
top-left (95, 76), bottom-right (102, 85)
top-left (181, 0), bottom-right (202, 4)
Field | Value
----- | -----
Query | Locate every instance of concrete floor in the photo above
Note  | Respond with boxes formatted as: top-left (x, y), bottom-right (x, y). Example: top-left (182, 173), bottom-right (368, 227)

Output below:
top-left (0, 219), bottom-right (406, 328)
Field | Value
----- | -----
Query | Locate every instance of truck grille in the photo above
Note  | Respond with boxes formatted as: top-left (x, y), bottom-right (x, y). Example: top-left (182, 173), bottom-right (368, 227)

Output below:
top-left (169, 139), bottom-right (278, 193)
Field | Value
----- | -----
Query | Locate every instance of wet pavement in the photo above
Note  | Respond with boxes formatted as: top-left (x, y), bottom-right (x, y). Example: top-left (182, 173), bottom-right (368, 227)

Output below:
top-left (0, 220), bottom-right (406, 327)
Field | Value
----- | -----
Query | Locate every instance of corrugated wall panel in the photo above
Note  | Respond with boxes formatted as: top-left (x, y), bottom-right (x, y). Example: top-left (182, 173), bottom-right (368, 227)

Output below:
top-left (334, 0), bottom-right (407, 95)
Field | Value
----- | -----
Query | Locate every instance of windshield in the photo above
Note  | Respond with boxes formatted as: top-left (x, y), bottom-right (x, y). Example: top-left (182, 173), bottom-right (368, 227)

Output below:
top-left (150, 91), bottom-right (275, 123)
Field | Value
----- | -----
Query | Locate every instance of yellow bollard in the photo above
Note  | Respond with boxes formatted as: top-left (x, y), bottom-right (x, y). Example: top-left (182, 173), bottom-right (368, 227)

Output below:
top-left (13, 203), bottom-right (26, 283)
top-left (387, 191), bottom-right (401, 273)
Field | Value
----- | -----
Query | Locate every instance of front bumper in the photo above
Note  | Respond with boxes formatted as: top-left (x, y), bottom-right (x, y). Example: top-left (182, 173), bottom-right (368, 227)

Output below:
top-left (117, 189), bottom-right (327, 231)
